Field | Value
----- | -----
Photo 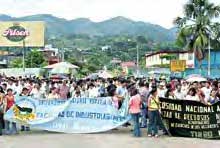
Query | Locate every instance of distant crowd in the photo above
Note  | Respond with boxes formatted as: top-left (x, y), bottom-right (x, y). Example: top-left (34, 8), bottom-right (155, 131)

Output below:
top-left (0, 74), bottom-right (220, 137)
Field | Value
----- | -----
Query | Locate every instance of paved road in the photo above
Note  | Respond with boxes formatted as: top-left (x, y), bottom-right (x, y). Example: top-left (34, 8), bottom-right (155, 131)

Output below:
top-left (1, 128), bottom-right (220, 148)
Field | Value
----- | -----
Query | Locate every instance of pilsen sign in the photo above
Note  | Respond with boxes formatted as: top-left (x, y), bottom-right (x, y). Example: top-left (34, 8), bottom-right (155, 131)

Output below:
top-left (2, 23), bottom-right (30, 42)
top-left (0, 21), bottom-right (44, 47)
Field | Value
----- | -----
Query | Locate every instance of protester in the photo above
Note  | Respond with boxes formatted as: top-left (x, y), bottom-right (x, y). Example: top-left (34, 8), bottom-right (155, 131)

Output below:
top-left (109, 87), bottom-right (119, 109)
top-left (19, 87), bottom-right (31, 131)
top-left (138, 81), bottom-right (149, 128)
top-left (157, 82), bottom-right (166, 98)
top-left (201, 81), bottom-right (212, 103)
top-left (116, 79), bottom-right (128, 108)
top-left (57, 80), bottom-right (70, 99)
top-left (147, 88), bottom-right (160, 137)
top-left (2, 73), bottom-right (220, 137)
top-left (47, 87), bottom-right (60, 99)
top-left (0, 86), bottom-right (4, 136)
top-left (165, 88), bottom-right (176, 99)
top-left (185, 88), bottom-right (199, 101)
top-left (129, 88), bottom-right (142, 137)
top-left (30, 84), bottom-right (44, 99)
top-left (208, 90), bottom-right (220, 105)
top-left (4, 88), bottom-right (17, 134)
top-left (174, 84), bottom-right (184, 100)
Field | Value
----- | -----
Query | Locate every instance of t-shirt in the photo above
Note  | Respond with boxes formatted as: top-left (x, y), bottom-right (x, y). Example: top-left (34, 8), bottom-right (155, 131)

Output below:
top-left (201, 87), bottom-right (212, 102)
top-left (116, 86), bottom-right (127, 99)
top-left (58, 85), bottom-right (69, 99)
top-left (88, 88), bottom-right (98, 98)
top-left (129, 94), bottom-right (141, 114)
top-left (30, 88), bottom-right (44, 99)
top-left (174, 90), bottom-right (184, 100)
top-left (47, 93), bottom-right (59, 99)
top-left (157, 88), bottom-right (166, 98)
top-left (185, 95), bottom-right (199, 101)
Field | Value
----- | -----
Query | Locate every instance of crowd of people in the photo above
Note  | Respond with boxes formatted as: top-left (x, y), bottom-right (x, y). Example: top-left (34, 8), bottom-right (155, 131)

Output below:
top-left (0, 74), bottom-right (220, 137)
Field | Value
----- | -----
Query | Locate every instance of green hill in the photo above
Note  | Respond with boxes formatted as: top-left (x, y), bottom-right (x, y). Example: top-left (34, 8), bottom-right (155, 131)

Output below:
top-left (0, 14), bottom-right (176, 42)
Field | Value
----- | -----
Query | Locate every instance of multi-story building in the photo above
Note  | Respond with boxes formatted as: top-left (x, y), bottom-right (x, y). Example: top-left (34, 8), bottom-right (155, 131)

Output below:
top-left (145, 50), bottom-right (195, 68)
top-left (37, 45), bottom-right (60, 65)
top-left (145, 50), bottom-right (220, 77)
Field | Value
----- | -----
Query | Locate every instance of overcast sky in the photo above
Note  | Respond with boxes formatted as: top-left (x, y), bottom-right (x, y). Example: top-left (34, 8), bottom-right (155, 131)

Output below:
top-left (0, 0), bottom-right (219, 29)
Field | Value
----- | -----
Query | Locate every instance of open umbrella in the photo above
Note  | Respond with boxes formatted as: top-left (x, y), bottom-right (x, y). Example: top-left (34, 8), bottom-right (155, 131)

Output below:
top-left (44, 62), bottom-right (79, 69)
top-left (98, 71), bottom-right (113, 79)
top-left (186, 74), bottom-right (207, 82)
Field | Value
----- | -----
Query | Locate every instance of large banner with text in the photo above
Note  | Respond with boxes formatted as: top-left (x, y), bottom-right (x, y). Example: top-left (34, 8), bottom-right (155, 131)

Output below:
top-left (4, 97), bottom-right (130, 133)
top-left (160, 98), bottom-right (220, 139)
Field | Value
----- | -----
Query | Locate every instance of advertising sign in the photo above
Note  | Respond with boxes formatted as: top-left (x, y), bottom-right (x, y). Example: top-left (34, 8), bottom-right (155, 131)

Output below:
top-left (0, 21), bottom-right (44, 47)
top-left (170, 60), bottom-right (186, 72)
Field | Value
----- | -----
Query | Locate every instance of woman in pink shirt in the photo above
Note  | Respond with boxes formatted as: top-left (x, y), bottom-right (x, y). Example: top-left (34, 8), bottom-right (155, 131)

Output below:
top-left (129, 88), bottom-right (142, 137)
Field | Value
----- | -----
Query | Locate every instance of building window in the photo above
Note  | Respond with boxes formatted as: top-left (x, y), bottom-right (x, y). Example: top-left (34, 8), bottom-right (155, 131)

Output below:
top-left (188, 54), bottom-right (193, 60)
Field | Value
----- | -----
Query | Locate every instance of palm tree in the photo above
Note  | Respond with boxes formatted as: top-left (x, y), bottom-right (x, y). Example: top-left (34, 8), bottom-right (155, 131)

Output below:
top-left (174, 0), bottom-right (220, 61)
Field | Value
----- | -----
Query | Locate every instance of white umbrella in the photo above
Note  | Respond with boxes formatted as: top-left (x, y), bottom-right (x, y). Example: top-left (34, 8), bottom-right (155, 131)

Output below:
top-left (50, 67), bottom-right (70, 74)
top-left (44, 62), bottom-right (79, 69)
top-left (186, 75), bottom-right (207, 82)
top-left (98, 71), bottom-right (113, 79)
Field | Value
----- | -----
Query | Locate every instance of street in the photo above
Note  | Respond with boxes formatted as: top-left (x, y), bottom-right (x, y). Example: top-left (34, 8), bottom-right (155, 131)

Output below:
top-left (1, 128), bottom-right (220, 148)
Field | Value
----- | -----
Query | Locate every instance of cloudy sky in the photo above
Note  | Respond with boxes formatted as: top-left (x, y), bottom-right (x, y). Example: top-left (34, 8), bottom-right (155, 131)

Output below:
top-left (0, 0), bottom-right (219, 28)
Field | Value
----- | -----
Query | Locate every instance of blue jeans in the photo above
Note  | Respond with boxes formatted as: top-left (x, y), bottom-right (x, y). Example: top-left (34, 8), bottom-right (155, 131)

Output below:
top-left (140, 108), bottom-right (147, 127)
top-left (21, 125), bottom-right (30, 131)
top-left (148, 110), bottom-right (159, 135)
top-left (5, 120), bottom-right (17, 134)
top-left (0, 113), bottom-right (3, 135)
top-left (131, 113), bottom-right (141, 137)
top-left (157, 113), bottom-right (168, 134)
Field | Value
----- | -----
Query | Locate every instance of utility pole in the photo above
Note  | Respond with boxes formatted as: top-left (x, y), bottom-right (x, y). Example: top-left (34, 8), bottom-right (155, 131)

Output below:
top-left (22, 40), bottom-right (25, 72)
top-left (208, 35), bottom-right (211, 77)
top-left (136, 44), bottom-right (139, 77)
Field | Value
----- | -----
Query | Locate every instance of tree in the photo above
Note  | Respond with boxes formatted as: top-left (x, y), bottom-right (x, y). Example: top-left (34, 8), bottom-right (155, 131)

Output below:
top-left (9, 58), bottom-right (23, 68)
top-left (25, 49), bottom-right (46, 68)
top-left (174, 0), bottom-right (220, 61)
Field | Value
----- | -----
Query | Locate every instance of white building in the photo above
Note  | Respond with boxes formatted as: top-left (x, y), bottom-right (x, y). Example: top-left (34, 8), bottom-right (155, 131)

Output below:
top-left (145, 51), bottom-right (195, 68)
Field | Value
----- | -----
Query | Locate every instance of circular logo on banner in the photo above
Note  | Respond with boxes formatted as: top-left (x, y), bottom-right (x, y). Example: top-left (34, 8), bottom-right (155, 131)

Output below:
top-left (12, 97), bottom-right (36, 123)
top-left (2, 24), bottom-right (30, 42)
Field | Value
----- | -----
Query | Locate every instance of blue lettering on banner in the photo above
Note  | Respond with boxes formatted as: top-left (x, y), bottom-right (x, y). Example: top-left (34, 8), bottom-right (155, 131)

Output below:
top-left (4, 97), bottom-right (131, 133)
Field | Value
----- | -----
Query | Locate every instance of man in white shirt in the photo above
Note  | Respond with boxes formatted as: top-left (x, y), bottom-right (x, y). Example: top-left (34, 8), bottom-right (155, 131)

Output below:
top-left (201, 81), bottom-right (212, 103)
top-left (174, 84), bottom-right (184, 100)
top-left (157, 82), bottom-right (166, 98)
top-left (181, 81), bottom-right (189, 97)
top-left (7, 80), bottom-right (16, 94)
top-left (88, 83), bottom-right (98, 98)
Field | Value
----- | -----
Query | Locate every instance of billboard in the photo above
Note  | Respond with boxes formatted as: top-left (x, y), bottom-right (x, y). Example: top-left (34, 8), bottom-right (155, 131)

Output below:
top-left (170, 60), bottom-right (186, 72)
top-left (0, 21), bottom-right (44, 47)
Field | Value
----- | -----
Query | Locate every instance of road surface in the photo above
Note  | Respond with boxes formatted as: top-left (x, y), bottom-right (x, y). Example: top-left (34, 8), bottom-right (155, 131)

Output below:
top-left (1, 128), bottom-right (220, 148)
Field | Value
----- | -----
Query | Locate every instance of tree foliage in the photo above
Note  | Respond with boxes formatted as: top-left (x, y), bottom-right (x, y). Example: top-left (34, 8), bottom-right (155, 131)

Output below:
top-left (10, 49), bottom-right (46, 68)
top-left (174, 0), bottom-right (220, 61)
